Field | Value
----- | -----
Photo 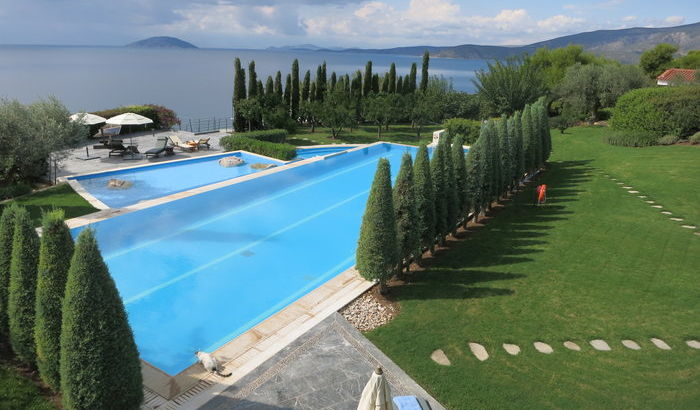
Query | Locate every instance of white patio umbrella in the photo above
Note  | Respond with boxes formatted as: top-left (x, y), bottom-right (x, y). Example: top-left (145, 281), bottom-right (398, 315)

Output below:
top-left (69, 112), bottom-right (107, 125)
top-left (105, 113), bottom-right (154, 160)
top-left (357, 367), bottom-right (396, 410)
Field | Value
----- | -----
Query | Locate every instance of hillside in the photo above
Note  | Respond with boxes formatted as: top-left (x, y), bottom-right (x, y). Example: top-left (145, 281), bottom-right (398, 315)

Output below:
top-left (126, 36), bottom-right (197, 49)
top-left (337, 21), bottom-right (700, 63)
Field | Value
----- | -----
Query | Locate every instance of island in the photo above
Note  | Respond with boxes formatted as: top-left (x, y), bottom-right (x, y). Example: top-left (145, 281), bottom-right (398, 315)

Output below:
top-left (126, 36), bottom-right (197, 49)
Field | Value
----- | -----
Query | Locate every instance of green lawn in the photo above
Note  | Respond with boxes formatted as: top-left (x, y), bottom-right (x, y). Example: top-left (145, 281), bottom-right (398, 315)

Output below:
top-left (287, 124), bottom-right (443, 146)
top-left (0, 184), bottom-right (97, 227)
top-left (367, 126), bottom-right (700, 409)
top-left (0, 362), bottom-right (54, 410)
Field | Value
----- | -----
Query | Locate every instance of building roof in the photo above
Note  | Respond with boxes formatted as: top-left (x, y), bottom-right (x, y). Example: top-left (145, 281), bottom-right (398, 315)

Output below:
top-left (657, 68), bottom-right (697, 82)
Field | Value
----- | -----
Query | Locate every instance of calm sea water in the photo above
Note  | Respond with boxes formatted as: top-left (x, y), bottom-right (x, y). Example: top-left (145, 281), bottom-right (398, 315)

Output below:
top-left (0, 46), bottom-right (488, 120)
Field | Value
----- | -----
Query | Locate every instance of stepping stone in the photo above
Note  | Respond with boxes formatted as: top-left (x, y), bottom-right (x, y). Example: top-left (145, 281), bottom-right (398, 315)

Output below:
top-left (563, 341), bottom-right (581, 351)
top-left (661, 211), bottom-right (672, 215)
top-left (590, 339), bottom-right (612, 351)
top-left (610, 177), bottom-right (616, 180)
top-left (628, 190), bottom-right (639, 193)
top-left (681, 225), bottom-right (697, 229)
top-left (670, 217), bottom-right (684, 221)
top-left (502, 343), bottom-right (520, 356)
top-left (533, 342), bottom-right (553, 354)
top-left (645, 200), bottom-right (655, 204)
top-left (469, 342), bottom-right (489, 361)
top-left (651, 205), bottom-right (663, 208)
top-left (430, 349), bottom-right (451, 366)
top-left (694, 232), bottom-right (700, 236)
top-left (686, 340), bottom-right (700, 349)
top-left (638, 195), bottom-right (647, 198)
top-left (650, 338), bottom-right (671, 350)
top-left (621, 340), bottom-right (641, 350)
top-left (622, 186), bottom-right (633, 189)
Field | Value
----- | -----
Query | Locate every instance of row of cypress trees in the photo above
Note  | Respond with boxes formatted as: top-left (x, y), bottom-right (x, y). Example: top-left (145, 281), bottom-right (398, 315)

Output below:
top-left (356, 97), bottom-right (551, 291)
top-left (0, 206), bottom-right (142, 409)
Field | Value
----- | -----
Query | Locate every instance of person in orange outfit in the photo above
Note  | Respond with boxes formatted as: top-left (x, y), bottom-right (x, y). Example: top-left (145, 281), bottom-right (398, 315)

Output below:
top-left (536, 184), bottom-right (547, 206)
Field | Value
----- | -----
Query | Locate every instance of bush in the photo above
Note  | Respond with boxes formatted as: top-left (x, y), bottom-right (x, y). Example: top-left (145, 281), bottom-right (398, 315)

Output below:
top-left (604, 130), bottom-right (658, 147)
top-left (220, 136), bottom-right (297, 160)
top-left (0, 204), bottom-right (20, 343)
top-left (0, 183), bottom-right (31, 200)
top-left (444, 118), bottom-right (481, 144)
top-left (60, 228), bottom-right (142, 409)
top-left (690, 131), bottom-right (700, 144)
top-left (234, 129), bottom-right (288, 143)
top-left (610, 86), bottom-right (700, 137)
top-left (8, 207), bottom-right (39, 366)
top-left (92, 104), bottom-right (180, 131)
top-left (658, 134), bottom-right (679, 145)
top-left (34, 210), bottom-right (74, 391)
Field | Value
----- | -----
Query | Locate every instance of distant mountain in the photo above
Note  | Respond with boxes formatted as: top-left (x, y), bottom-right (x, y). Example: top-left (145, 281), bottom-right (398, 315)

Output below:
top-left (333, 22), bottom-right (700, 63)
top-left (126, 36), bottom-right (197, 49)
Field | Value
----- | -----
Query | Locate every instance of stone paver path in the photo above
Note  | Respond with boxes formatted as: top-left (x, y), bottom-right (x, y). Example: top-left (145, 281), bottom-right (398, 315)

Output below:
top-left (563, 341), bottom-right (581, 351)
top-left (628, 190), bottom-right (639, 193)
top-left (534, 342), bottom-right (553, 354)
top-left (638, 195), bottom-right (647, 198)
top-left (503, 344), bottom-right (520, 356)
top-left (431, 349), bottom-right (451, 366)
top-left (670, 217), bottom-right (684, 221)
top-left (590, 340), bottom-right (612, 351)
top-left (681, 225), bottom-right (697, 229)
top-left (686, 340), bottom-right (700, 349)
top-left (622, 186), bottom-right (632, 189)
top-left (661, 211), bottom-right (672, 215)
top-left (469, 343), bottom-right (489, 361)
top-left (651, 205), bottom-right (663, 208)
top-left (621, 340), bottom-right (641, 350)
top-left (650, 338), bottom-right (672, 350)
top-left (645, 200), bottom-right (655, 204)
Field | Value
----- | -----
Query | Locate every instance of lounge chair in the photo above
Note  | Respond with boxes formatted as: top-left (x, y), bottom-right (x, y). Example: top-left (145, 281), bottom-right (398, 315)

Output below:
top-left (393, 396), bottom-right (432, 410)
top-left (108, 142), bottom-right (128, 157)
top-left (169, 135), bottom-right (196, 152)
top-left (196, 137), bottom-right (211, 150)
top-left (145, 137), bottom-right (169, 158)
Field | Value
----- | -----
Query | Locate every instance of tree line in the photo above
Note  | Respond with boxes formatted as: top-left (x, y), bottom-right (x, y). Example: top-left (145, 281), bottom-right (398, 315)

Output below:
top-left (0, 207), bottom-right (142, 409)
top-left (356, 98), bottom-right (551, 292)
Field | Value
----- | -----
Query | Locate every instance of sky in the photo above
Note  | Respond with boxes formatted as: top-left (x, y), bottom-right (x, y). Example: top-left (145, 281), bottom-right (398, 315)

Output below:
top-left (0, 0), bottom-right (698, 49)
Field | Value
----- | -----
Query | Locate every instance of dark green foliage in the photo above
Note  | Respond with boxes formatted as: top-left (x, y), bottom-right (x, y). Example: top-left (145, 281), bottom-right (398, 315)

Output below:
top-left (639, 43), bottom-right (678, 78)
top-left (474, 57), bottom-right (545, 116)
top-left (604, 130), bottom-right (658, 147)
top-left (531, 102), bottom-right (544, 168)
top-left (363, 61), bottom-right (373, 97)
top-left (444, 118), bottom-right (481, 144)
top-left (443, 136), bottom-right (459, 233)
top-left (388, 63), bottom-right (396, 93)
top-left (465, 137), bottom-right (484, 218)
top-left (657, 134), bottom-right (679, 145)
top-left (537, 98), bottom-right (552, 162)
top-left (284, 73), bottom-right (292, 110)
top-left (372, 74), bottom-right (380, 94)
top-left (274, 71), bottom-right (283, 98)
top-left (521, 105), bottom-right (536, 173)
top-left (301, 70), bottom-right (311, 102)
top-left (420, 51), bottom-right (430, 92)
top-left (485, 120), bottom-right (501, 202)
top-left (496, 118), bottom-right (511, 193)
top-left (247, 61), bottom-right (258, 98)
top-left (409, 63), bottom-right (417, 93)
top-left (60, 229), bottom-right (142, 410)
top-left (233, 58), bottom-right (246, 131)
top-left (396, 76), bottom-right (404, 94)
top-left (0, 204), bottom-right (19, 342)
top-left (506, 116), bottom-right (520, 187)
top-left (265, 76), bottom-right (274, 95)
top-left (34, 210), bottom-right (73, 391)
top-left (512, 111), bottom-right (525, 179)
top-left (610, 86), bottom-right (700, 138)
top-left (90, 104), bottom-right (179, 130)
top-left (431, 137), bottom-right (448, 242)
top-left (7, 207), bottom-right (38, 366)
top-left (413, 145), bottom-right (436, 254)
top-left (291, 59), bottom-right (300, 119)
top-left (356, 159), bottom-right (399, 293)
top-left (220, 136), bottom-right (297, 160)
top-left (451, 136), bottom-right (468, 221)
top-left (256, 80), bottom-right (264, 97)
top-left (330, 71), bottom-right (337, 90)
top-left (393, 154), bottom-right (421, 267)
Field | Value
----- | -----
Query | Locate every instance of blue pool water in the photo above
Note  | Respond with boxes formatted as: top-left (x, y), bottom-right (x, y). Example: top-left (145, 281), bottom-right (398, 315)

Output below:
top-left (72, 143), bottom-right (427, 375)
top-left (71, 152), bottom-right (283, 208)
top-left (294, 145), bottom-right (357, 160)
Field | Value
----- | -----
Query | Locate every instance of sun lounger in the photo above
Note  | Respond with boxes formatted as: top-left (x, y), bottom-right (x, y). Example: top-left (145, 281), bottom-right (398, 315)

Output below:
top-left (393, 396), bottom-right (432, 410)
top-left (197, 137), bottom-right (211, 150)
top-left (145, 137), bottom-right (170, 158)
top-left (108, 143), bottom-right (128, 157)
top-left (169, 135), bottom-right (197, 151)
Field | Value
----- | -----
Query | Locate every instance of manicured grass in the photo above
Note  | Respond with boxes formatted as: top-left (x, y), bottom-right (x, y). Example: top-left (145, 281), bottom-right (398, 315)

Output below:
top-left (0, 184), bottom-right (97, 227)
top-left (367, 126), bottom-right (700, 409)
top-left (0, 362), bottom-right (55, 410)
top-left (287, 124), bottom-right (443, 146)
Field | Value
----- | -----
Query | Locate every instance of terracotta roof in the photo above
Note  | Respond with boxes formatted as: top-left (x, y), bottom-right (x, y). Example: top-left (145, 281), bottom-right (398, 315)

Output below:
top-left (657, 68), bottom-right (697, 82)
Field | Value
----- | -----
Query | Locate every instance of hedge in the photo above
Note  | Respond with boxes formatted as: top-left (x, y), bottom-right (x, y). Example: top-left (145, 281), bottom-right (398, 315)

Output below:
top-left (91, 104), bottom-right (180, 132)
top-left (220, 136), bottom-right (297, 160)
top-left (610, 86), bottom-right (700, 137)
top-left (0, 204), bottom-right (20, 343)
top-left (604, 130), bottom-right (658, 147)
top-left (444, 118), bottom-right (481, 144)
top-left (234, 129), bottom-right (288, 143)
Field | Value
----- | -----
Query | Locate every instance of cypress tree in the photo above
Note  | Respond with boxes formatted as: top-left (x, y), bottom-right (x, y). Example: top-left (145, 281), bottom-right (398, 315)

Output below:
top-left (396, 76), bottom-right (404, 95)
top-left (420, 51), bottom-right (429, 92)
top-left (34, 210), bottom-right (73, 391)
top-left (413, 145), bottom-right (436, 254)
top-left (315, 62), bottom-right (327, 101)
top-left (372, 74), bottom-right (379, 94)
top-left (496, 117), bottom-right (510, 195)
top-left (274, 71), bottom-right (283, 98)
top-left (256, 80), bottom-right (264, 98)
top-left (521, 105), bottom-right (536, 174)
top-left (506, 116), bottom-right (519, 189)
top-left (265, 76), bottom-right (274, 95)
top-left (233, 57), bottom-right (246, 131)
top-left (8, 207), bottom-right (39, 366)
top-left (284, 73), bottom-right (292, 111)
top-left (60, 228), bottom-right (142, 410)
top-left (0, 204), bottom-right (19, 344)
top-left (465, 138), bottom-right (484, 222)
top-left (330, 71), bottom-right (337, 90)
top-left (363, 61), bottom-right (373, 97)
top-left (536, 97), bottom-right (552, 163)
top-left (356, 159), bottom-right (399, 294)
top-left (513, 110), bottom-right (525, 180)
top-left (381, 74), bottom-right (389, 93)
top-left (309, 82), bottom-right (317, 103)
top-left (247, 61), bottom-right (257, 98)
top-left (478, 122), bottom-right (496, 208)
top-left (291, 59), bottom-right (300, 119)
top-left (409, 63), bottom-right (417, 93)
top-left (388, 63), bottom-right (396, 93)
top-left (531, 102), bottom-right (544, 169)
top-left (451, 135), bottom-right (468, 222)
top-left (431, 138), bottom-right (448, 244)
top-left (393, 153), bottom-right (421, 271)
top-left (444, 136), bottom-right (459, 233)
top-left (301, 70), bottom-right (311, 102)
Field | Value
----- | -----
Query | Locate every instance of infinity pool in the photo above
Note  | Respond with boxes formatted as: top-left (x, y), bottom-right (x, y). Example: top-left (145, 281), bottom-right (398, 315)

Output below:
top-left (72, 143), bottom-right (422, 375)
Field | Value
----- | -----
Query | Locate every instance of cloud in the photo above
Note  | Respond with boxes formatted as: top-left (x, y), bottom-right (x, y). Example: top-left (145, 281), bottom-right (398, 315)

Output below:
top-left (663, 15), bottom-right (685, 25)
top-left (537, 15), bottom-right (586, 32)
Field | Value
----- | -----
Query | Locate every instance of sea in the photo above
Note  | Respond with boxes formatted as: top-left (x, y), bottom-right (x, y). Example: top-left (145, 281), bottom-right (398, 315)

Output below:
top-left (0, 45), bottom-right (489, 121)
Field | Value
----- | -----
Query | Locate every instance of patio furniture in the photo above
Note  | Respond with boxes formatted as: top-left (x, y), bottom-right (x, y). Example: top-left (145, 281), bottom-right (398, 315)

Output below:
top-left (196, 137), bottom-right (211, 150)
top-left (100, 125), bottom-right (122, 139)
top-left (145, 137), bottom-right (170, 158)
top-left (169, 135), bottom-right (196, 151)
top-left (109, 143), bottom-right (139, 158)
top-left (393, 396), bottom-right (432, 410)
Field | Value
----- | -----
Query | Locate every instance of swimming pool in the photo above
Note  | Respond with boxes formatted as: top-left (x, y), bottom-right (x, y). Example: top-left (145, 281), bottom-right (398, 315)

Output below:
top-left (69, 152), bottom-right (283, 208)
top-left (72, 143), bottom-right (423, 375)
top-left (294, 145), bottom-right (357, 160)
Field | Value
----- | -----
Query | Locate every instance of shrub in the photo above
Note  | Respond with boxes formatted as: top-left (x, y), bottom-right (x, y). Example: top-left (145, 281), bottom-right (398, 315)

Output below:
top-left (0, 183), bottom-right (32, 201)
top-left (0, 204), bottom-right (20, 343)
top-left (356, 159), bottom-right (399, 294)
top-left (220, 136), bottom-right (297, 160)
top-left (610, 86), bottom-right (700, 137)
top-left (34, 210), bottom-right (74, 391)
top-left (234, 129), bottom-right (288, 143)
top-left (92, 104), bottom-right (180, 131)
top-left (60, 228), bottom-right (142, 409)
top-left (549, 115), bottom-right (573, 134)
top-left (604, 130), bottom-right (658, 147)
top-left (8, 207), bottom-right (39, 366)
top-left (658, 134), bottom-right (679, 145)
top-left (444, 118), bottom-right (481, 144)
top-left (690, 131), bottom-right (700, 144)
